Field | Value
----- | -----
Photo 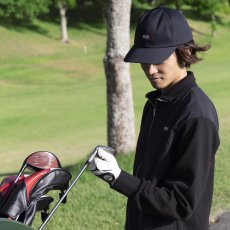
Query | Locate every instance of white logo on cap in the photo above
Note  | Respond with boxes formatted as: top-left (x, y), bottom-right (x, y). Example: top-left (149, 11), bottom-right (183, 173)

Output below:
top-left (142, 34), bottom-right (150, 40)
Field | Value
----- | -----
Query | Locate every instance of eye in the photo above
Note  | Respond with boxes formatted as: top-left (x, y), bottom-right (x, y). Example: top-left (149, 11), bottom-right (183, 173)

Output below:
top-left (140, 63), bottom-right (150, 70)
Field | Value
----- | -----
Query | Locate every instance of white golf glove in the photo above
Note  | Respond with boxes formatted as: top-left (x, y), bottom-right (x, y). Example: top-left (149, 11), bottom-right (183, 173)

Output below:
top-left (90, 148), bottom-right (121, 184)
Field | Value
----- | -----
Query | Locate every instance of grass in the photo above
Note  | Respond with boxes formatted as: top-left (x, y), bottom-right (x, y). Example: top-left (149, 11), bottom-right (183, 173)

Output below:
top-left (0, 5), bottom-right (229, 229)
top-left (0, 19), bottom-right (108, 173)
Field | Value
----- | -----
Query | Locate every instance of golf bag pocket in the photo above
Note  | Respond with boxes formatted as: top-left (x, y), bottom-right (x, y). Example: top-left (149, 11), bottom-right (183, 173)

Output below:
top-left (0, 168), bottom-right (71, 225)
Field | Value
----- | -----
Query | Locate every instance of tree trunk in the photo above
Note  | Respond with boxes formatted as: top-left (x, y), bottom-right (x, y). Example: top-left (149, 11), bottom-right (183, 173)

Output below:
top-left (59, 0), bottom-right (69, 43)
top-left (175, 3), bottom-right (181, 11)
top-left (104, 0), bottom-right (136, 154)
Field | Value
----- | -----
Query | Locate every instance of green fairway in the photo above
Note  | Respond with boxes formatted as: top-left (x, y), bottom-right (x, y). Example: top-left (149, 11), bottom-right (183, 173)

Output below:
top-left (0, 20), bottom-right (108, 173)
top-left (0, 8), bottom-right (229, 229)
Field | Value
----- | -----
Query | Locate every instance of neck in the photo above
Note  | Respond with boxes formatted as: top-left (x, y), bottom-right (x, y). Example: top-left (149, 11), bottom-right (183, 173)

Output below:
top-left (161, 69), bottom-right (187, 94)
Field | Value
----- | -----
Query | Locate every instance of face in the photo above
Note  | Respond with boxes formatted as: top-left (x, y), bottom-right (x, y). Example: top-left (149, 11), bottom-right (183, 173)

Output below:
top-left (140, 52), bottom-right (187, 93)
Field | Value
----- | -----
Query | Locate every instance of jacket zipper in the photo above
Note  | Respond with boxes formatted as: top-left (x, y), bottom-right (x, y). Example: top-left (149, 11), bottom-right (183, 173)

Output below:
top-left (135, 98), bottom-right (162, 177)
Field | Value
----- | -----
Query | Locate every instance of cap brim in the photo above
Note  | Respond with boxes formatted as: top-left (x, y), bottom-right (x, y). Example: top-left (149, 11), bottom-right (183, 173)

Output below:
top-left (124, 46), bottom-right (177, 64)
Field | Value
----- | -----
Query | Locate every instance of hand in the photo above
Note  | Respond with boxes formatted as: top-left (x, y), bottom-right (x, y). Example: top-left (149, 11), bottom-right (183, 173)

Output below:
top-left (90, 148), bottom-right (121, 184)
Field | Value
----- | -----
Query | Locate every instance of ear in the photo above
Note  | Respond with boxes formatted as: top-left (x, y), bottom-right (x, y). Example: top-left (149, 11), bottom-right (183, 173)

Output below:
top-left (184, 47), bottom-right (192, 58)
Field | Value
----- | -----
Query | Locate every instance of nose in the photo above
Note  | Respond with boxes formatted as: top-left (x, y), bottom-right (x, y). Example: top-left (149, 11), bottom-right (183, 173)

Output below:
top-left (141, 64), bottom-right (158, 75)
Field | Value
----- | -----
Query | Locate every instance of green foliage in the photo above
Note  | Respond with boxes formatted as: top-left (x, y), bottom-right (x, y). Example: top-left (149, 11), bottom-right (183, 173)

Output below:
top-left (188, 0), bottom-right (228, 19)
top-left (0, 0), bottom-right (78, 21)
top-left (52, 0), bottom-right (77, 9)
top-left (156, 0), bottom-right (185, 10)
top-left (0, 0), bottom-right (51, 20)
top-left (154, 0), bottom-right (230, 16)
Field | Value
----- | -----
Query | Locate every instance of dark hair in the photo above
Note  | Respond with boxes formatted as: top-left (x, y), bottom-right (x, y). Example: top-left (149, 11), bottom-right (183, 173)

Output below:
top-left (175, 40), bottom-right (211, 68)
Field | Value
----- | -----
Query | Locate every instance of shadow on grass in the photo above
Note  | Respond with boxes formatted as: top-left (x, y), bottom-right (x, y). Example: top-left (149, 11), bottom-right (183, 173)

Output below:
top-left (0, 17), bottom-right (50, 37)
top-left (40, 4), bottom-right (106, 36)
top-left (0, 3), bottom-right (227, 39)
top-left (0, 3), bottom-right (105, 38)
top-left (0, 4), bottom-right (147, 38)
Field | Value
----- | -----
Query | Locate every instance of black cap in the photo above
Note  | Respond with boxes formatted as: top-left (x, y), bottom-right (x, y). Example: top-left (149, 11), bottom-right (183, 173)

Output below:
top-left (124, 7), bottom-right (193, 64)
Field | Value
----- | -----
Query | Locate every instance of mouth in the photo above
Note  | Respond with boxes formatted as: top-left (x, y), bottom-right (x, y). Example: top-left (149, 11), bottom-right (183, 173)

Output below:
top-left (149, 76), bottom-right (163, 81)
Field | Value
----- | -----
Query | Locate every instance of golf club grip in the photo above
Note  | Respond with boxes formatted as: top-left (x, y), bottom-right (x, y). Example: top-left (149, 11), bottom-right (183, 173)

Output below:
top-left (98, 145), bottom-right (115, 154)
top-left (87, 145), bottom-right (115, 164)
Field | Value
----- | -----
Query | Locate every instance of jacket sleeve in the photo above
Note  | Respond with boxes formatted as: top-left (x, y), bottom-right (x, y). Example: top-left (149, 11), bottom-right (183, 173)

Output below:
top-left (111, 117), bottom-right (220, 219)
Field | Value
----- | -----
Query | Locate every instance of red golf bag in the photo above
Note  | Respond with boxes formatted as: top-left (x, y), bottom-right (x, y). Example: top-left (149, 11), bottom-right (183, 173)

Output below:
top-left (0, 151), bottom-right (72, 227)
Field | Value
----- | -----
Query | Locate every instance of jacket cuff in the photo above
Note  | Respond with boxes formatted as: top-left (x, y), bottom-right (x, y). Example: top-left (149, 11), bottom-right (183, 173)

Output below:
top-left (111, 170), bottom-right (141, 197)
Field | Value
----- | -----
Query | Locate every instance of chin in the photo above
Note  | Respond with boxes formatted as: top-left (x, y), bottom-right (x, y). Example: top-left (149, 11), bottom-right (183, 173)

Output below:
top-left (151, 83), bottom-right (162, 90)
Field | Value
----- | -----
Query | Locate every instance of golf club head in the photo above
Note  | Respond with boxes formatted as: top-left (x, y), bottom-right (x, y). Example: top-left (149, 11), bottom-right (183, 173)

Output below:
top-left (2, 151), bottom-right (62, 207)
top-left (25, 151), bottom-right (61, 171)
top-left (96, 145), bottom-right (115, 154)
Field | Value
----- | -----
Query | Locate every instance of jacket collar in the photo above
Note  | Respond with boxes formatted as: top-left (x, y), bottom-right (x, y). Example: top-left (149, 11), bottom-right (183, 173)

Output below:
top-left (146, 71), bottom-right (197, 103)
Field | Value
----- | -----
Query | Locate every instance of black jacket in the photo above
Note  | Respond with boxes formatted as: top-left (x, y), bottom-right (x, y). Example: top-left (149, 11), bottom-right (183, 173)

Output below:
top-left (112, 72), bottom-right (220, 230)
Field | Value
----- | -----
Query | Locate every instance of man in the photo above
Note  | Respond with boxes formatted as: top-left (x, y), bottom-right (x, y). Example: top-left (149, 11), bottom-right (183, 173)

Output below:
top-left (90, 6), bottom-right (220, 230)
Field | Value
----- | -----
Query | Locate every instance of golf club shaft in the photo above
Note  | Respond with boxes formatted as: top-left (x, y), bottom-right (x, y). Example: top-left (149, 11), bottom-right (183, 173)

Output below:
top-left (13, 164), bottom-right (27, 186)
top-left (38, 148), bottom-right (98, 230)
top-left (2, 164), bottom-right (27, 207)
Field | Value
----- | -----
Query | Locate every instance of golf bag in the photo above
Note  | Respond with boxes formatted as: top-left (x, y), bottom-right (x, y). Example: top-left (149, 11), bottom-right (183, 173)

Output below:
top-left (0, 146), bottom-right (114, 230)
top-left (0, 151), bottom-right (72, 227)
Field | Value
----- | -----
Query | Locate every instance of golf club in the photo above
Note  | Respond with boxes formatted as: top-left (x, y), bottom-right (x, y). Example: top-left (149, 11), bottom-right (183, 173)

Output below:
top-left (38, 145), bottom-right (114, 230)
top-left (2, 151), bottom-right (61, 206)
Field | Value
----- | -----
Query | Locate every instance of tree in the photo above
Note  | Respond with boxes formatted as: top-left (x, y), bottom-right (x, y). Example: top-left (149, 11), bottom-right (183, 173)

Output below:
top-left (187, 0), bottom-right (229, 36)
top-left (0, 0), bottom-right (51, 20)
top-left (188, 0), bottom-right (224, 19)
top-left (103, 0), bottom-right (136, 154)
top-left (53, 0), bottom-right (77, 43)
